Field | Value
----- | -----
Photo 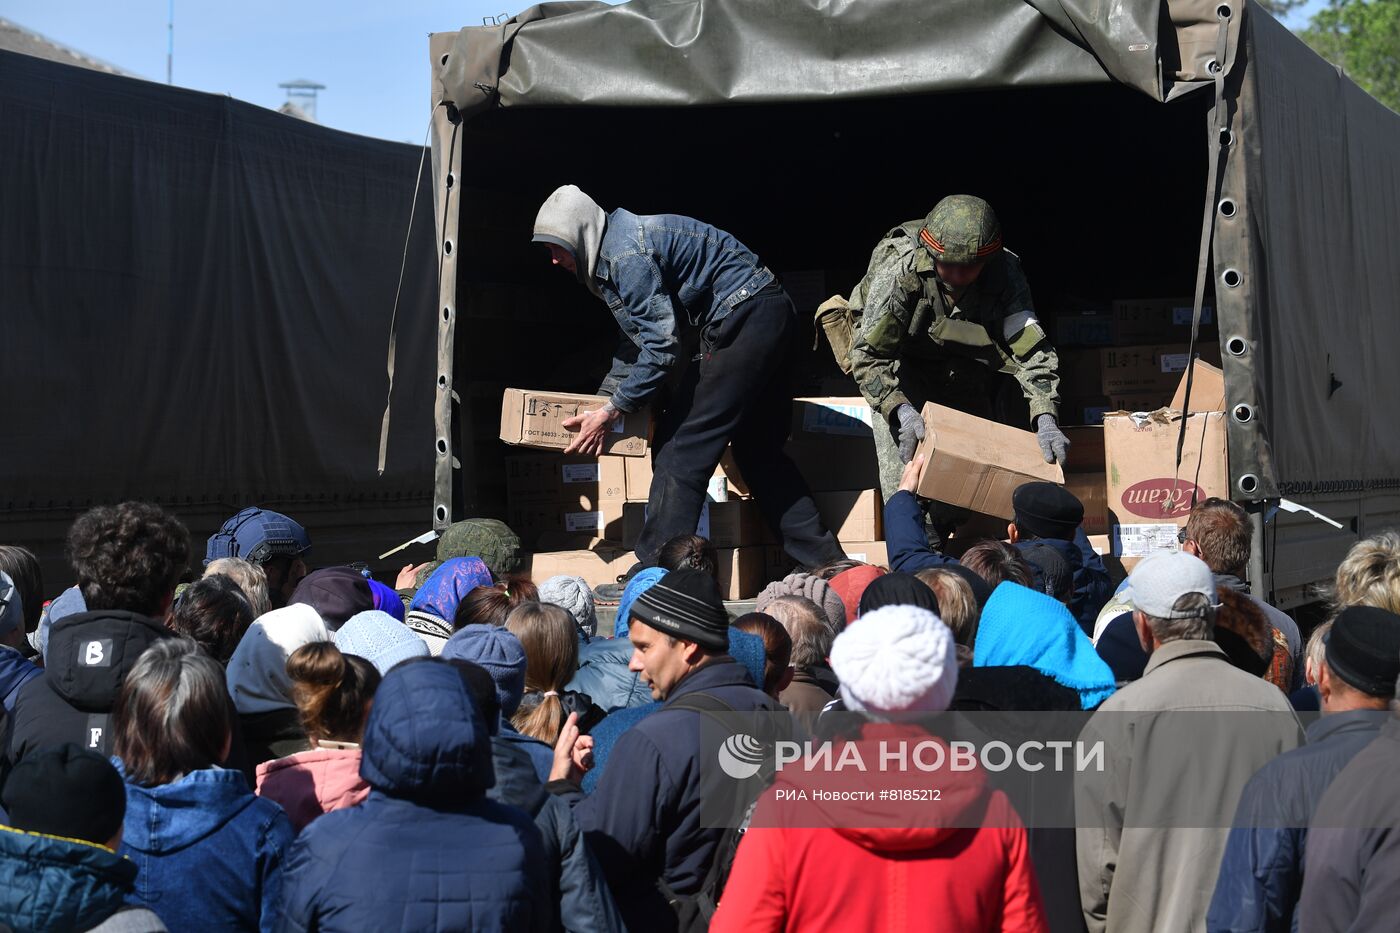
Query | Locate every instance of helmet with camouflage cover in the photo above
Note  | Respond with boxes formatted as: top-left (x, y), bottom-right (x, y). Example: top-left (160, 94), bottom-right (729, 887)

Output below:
top-left (919, 195), bottom-right (1002, 265)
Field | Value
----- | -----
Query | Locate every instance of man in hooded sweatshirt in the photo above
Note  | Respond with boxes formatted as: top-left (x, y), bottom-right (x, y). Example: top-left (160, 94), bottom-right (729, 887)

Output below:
top-left (2, 503), bottom-right (184, 787)
top-left (533, 186), bottom-right (844, 590)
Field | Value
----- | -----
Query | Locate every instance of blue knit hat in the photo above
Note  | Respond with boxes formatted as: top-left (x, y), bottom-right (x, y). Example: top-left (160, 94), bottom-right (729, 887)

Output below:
top-left (442, 624), bottom-right (528, 718)
top-left (613, 567), bottom-right (667, 640)
top-left (974, 582), bottom-right (1117, 710)
top-left (334, 610), bottom-right (429, 675)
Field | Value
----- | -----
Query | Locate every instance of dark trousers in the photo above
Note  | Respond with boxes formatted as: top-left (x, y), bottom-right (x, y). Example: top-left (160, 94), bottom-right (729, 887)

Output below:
top-left (635, 285), bottom-right (844, 569)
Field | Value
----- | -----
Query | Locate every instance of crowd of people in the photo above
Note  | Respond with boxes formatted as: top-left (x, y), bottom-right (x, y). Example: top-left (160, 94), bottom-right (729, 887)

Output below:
top-left (0, 492), bottom-right (1397, 932)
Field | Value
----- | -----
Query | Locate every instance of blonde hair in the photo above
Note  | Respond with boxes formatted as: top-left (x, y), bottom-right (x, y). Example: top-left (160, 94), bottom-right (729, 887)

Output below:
top-left (914, 568), bottom-right (980, 647)
top-left (506, 602), bottom-right (578, 743)
top-left (1329, 531), bottom-right (1400, 615)
top-left (204, 557), bottom-right (271, 618)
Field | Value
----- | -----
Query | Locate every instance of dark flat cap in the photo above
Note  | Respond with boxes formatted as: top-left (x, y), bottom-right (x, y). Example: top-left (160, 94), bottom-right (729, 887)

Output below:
top-left (1326, 605), bottom-right (1400, 697)
top-left (1013, 482), bottom-right (1084, 541)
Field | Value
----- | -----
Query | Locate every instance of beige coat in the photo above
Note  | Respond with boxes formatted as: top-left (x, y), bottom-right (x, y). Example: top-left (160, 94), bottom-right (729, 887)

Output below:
top-left (1075, 638), bottom-right (1303, 933)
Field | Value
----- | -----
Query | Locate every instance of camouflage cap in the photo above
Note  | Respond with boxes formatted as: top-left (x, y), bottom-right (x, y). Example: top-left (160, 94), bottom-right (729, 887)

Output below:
top-left (435, 518), bottom-right (523, 577)
top-left (920, 195), bottom-right (1002, 265)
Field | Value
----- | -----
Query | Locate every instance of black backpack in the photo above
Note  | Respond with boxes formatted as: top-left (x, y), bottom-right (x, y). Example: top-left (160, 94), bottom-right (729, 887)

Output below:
top-left (656, 692), bottom-right (777, 932)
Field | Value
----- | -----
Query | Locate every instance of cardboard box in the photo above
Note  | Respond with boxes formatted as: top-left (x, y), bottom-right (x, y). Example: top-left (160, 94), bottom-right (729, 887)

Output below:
top-left (1065, 472), bottom-right (1110, 537)
top-left (1112, 297), bottom-right (1215, 344)
top-left (509, 499), bottom-right (627, 548)
top-left (1100, 343), bottom-right (1222, 398)
top-left (764, 545), bottom-right (797, 580)
top-left (1169, 359), bottom-right (1227, 413)
top-left (620, 499), bottom-right (760, 549)
top-left (1104, 409), bottom-right (1229, 569)
top-left (624, 454), bottom-right (653, 500)
top-left (1062, 425), bottom-right (1105, 473)
top-left (526, 540), bottom-right (636, 589)
top-left (500, 388), bottom-right (650, 457)
top-left (505, 453), bottom-right (627, 503)
top-left (786, 435), bottom-right (882, 492)
top-left (1057, 349), bottom-right (1110, 401)
top-left (790, 397), bottom-right (875, 439)
top-left (912, 403), bottom-right (1064, 520)
top-left (716, 547), bottom-right (767, 600)
top-left (1054, 309), bottom-right (1115, 347)
top-left (813, 490), bottom-right (883, 543)
top-left (842, 540), bottom-right (889, 567)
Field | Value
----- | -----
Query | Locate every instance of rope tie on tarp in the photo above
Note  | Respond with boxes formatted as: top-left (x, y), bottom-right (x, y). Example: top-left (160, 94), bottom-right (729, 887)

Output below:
top-left (378, 106), bottom-right (442, 477)
top-left (1170, 5), bottom-right (1234, 514)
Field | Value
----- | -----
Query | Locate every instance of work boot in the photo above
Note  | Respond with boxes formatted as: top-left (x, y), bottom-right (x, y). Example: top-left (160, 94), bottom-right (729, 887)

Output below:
top-left (593, 562), bottom-right (645, 602)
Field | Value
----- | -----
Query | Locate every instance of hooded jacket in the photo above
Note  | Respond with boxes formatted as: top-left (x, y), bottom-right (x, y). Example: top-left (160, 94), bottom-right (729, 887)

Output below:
top-left (255, 746), bottom-right (369, 832)
top-left (0, 825), bottom-right (167, 932)
top-left (567, 636), bottom-right (653, 713)
top-left (711, 723), bottom-right (1048, 932)
top-left (1013, 532), bottom-right (1113, 636)
top-left (1209, 709), bottom-right (1387, 933)
top-left (490, 731), bottom-right (625, 933)
top-left (278, 660), bottom-right (550, 933)
top-left (0, 645), bottom-right (40, 712)
top-left (6, 611), bottom-right (173, 770)
top-left (118, 763), bottom-right (293, 933)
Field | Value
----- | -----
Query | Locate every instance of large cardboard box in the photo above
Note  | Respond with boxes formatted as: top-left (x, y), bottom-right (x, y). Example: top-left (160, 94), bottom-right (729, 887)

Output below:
top-left (1104, 408), bottom-right (1229, 569)
top-left (813, 490), bottom-right (883, 542)
top-left (527, 540), bottom-right (636, 589)
top-left (716, 547), bottom-right (766, 600)
top-left (1065, 473), bottom-right (1111, 537)
top-left (500, 388), bottom-right (650, 457)
top-left (1169, 359), bottom-right (1227, 413)
top-left (1100, 343), bottom-right (1222, 398)
top-left (620, 499), bottom-right (760, 549)
top-left (912, 403), bottom-right (1064, 520)
top-left (790, 397), bottom-right (875, 439)
top-left (509, 498), bottom-right (627, 547)
top-left (1112, 297), bottom-right (1215, 344)
top-left (505, 453), bottom-right (628, 503)
top-left (623, 448), bottom-right (750, 500)
top-left (1053, 308), bottom-right (1115, 347)
top-left (842, 540), bottom-right (889, 566)
top-left (786, 396), bottom-right (881, 493)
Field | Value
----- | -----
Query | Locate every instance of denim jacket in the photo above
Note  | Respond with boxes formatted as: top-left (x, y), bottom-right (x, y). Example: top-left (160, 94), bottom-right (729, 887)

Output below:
top-left (593, 209), bottom-right (773, 412)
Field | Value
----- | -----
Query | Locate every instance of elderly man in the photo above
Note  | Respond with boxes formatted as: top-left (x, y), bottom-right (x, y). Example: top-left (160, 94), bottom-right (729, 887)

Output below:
top-left (830, 195), bottom-right (1067, 540)
top-left (1075, 551), bottom-right (1303, 933)
top-left (533, 186), bottom-right (842, 593)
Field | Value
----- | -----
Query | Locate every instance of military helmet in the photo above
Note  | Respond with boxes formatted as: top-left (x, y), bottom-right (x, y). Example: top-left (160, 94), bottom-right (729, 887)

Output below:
top-left (920, 195), bottom-right (1002, 265)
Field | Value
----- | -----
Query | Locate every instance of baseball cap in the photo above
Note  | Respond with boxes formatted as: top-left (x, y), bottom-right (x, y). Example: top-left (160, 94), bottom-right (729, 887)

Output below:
top-left (205, 507), bottom-right (310, 567)
top-left (1124, 551), bottom-right (1220, 620)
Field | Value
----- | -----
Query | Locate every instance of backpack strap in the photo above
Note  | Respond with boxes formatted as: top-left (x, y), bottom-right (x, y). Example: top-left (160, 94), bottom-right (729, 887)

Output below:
top-left (663, 692), bottom-right (737, 717)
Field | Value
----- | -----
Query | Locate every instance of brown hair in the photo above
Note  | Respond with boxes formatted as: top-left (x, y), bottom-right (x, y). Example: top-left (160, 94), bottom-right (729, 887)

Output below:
top-left (286, 642), bottom-right (382, 744)
top-left (810, 558), bottom-right (868, 580)
top-left (657, 534), bottom-right (718, 579)
top-left (959, 541), bottom-right (1034, 590)
top-left (1184, 498), bottom-right (1251, 575)
top-left (113, 638), bottom-right (232, 787)
top-left (506, 602), bottom-right (578, 742)
top-left (763, 596), bottom-right (832, 669)
top-left (453, 577), bottom-right (539, 630)
top-left (914, 568), bottom-right (981, 647)
top-left (732, 613), bottom-right (793, 697)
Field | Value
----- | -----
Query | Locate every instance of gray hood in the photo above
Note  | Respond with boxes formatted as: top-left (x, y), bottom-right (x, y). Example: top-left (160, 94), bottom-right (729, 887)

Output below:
top-left (533, 184), bottom-right (606, 296)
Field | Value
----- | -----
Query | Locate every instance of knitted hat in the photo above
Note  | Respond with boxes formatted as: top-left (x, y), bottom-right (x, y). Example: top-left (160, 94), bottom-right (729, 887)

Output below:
top-left (1020, 543), bottom-right (1072, 602)
top-left (757, 572), bottom-right (846, 634)
top-left (3, 744), bottom-right (126, 844)
top-left (288, 567), bottom-right (374, 631)
top-left (1326, 606), bottom-right (1400, 697)
top-left (442, 624), bottom-right (529, 717)
top-left (435, 519), bottom-right (523, 577)
top-left (0, 570), bottom-right (21, 639)
top-left (335, 610), bottom-right (430, 675)
top-left (857, 572), bottom-right (940, 617)
top-left (539, 574), bottom-right (598, 638)
top-left (225, 603), bottom-right (330, 714)
top-left (828, 565), bottom-right (887, 627)
top-left (631, 569), bottom-right (730, 651)
top-left (405, 611), bottom-right (453, 656)
top-left (831, 605), bottom-right (958, 713)
top-left (614, 567), bottom-right (668, 640)
top-left (1012, 482), bottom-right (1084, 541)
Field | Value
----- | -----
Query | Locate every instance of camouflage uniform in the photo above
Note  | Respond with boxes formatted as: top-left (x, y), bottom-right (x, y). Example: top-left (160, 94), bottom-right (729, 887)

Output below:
top-left (413, 518), bottom-right (524, 587)
top-left (848, 220), bottom-right (1061, 505)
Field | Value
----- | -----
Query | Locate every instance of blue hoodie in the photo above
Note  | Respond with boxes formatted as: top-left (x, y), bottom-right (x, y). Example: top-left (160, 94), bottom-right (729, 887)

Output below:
top-left (0, 825), bottom-right (154, 932)
top-left (279, 660), bottom-right (550, 933)
top-left (117, 763), bottom-right (293, 933)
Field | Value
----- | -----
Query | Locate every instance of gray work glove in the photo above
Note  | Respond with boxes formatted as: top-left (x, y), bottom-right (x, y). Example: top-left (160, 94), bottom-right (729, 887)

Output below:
top-left (894, 403), bottom-right (926, 463)
top-left (1035, 413), bottom-right (1070, 465)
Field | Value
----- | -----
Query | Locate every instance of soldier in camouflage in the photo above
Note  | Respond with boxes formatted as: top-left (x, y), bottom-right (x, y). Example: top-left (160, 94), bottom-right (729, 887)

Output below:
top-left (846, 195), bottom-right (1069, 512)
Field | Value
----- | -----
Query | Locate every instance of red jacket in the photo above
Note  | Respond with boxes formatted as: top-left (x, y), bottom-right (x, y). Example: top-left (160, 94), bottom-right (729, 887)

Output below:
top-left (255, 745), bottom-right (369, 832)
top-left (711, 725), bottom-right (1047, 933)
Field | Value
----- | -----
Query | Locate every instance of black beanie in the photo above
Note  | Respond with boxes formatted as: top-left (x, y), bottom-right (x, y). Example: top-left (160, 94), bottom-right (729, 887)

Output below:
top-left (3, 744), bottom-right (126, 845)
top-left (630, 569), bottom-right (730, 650)
top-left (858, 572), bottom-right (941, 618)
top-left (1326, 605), bottom-right (1400, 697)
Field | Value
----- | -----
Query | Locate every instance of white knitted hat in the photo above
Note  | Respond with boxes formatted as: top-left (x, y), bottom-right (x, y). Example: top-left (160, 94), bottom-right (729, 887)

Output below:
top-left (831, 604), bottom-right (958, 713)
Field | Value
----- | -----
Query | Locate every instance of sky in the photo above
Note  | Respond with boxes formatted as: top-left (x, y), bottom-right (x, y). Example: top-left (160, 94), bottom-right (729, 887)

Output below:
top-left (4, 0), bottom-right (1328, 144)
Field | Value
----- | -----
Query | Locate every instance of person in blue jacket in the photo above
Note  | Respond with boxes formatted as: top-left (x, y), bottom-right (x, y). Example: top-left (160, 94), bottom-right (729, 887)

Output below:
top-left (278, 658), bottom-right (549, 932)
top-left (1207, 606), bottom-right (1400, 933)
top-left (547, 570), bottom-right (780, 932)
top-left (533, 185), bottom-right (843, 592)
top-left (886, 455), bottom-right (1111, 632)
top-left (112, 638), bottom-right (293, 933)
